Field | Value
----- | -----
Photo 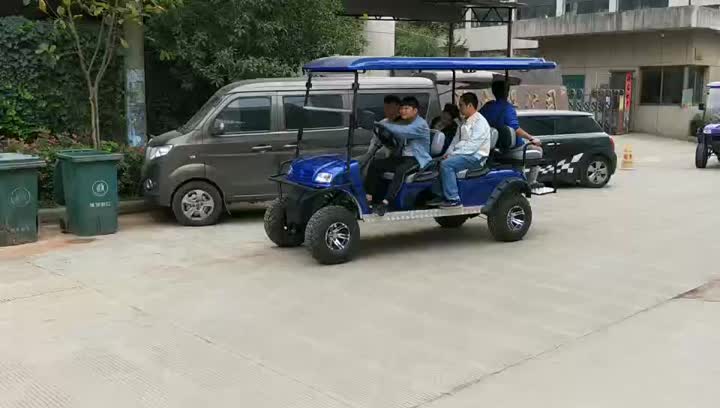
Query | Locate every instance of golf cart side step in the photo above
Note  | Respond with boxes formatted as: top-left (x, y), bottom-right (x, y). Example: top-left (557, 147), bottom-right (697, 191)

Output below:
top-left (531, 186), bottom-right (557, 196)
top-left (363, 205), bottom-right (485, 223)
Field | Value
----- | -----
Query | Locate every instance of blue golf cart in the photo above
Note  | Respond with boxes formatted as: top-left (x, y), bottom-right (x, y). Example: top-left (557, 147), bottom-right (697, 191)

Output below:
top-left (264, 56), bottom-right (558, 264)
top-left (696, 81), bottom-right (720, 168)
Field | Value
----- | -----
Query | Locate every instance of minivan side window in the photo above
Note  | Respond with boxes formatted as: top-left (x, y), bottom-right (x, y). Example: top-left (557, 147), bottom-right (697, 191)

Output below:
top-left (357, 93), bottom-right (430, 121)
top-left (284, 94), bottom-right (344, 130)
top-left (555, 116), bottom-right (604, 134)
top-left (518, 116), bottom-right (555, 136)
top-left (215, 97), bottom-right (271, 133)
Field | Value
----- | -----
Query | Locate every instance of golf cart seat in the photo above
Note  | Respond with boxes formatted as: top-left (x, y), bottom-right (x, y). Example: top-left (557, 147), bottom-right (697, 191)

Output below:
top-left (381, 129), bottom-right (444, 182)
top-left (492, 126), bottom-right (544, 166)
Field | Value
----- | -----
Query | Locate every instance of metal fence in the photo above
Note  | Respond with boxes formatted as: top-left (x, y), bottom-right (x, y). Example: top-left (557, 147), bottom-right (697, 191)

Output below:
top-left (567, 88), bottom-right (630, 135)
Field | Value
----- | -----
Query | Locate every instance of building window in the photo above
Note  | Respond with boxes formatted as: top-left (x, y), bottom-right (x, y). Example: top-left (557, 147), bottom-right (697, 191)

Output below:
top-left (565, 0), bottom-right (609, 15)
top-left (618, 0), bottom-right (668, 12)
top-left (640, 66), bottom-right (706, 105)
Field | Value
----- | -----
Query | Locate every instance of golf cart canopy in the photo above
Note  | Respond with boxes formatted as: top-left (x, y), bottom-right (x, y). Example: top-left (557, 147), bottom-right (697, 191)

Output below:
top-left (303, 56), bottom-right (557, 73)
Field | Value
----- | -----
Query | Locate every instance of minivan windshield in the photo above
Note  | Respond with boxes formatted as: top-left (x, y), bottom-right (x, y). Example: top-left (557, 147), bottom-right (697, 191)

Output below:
top-left (179, 94), bottom-right (224, 133)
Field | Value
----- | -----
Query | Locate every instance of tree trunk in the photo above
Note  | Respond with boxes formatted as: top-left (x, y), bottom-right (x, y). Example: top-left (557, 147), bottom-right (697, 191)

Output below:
top-left (88, 87), bottom-right (100, 149)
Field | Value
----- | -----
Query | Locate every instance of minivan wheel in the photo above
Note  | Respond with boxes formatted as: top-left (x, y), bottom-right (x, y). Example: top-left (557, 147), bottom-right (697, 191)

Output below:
top-left (172, 181), bottom-right (223, 226)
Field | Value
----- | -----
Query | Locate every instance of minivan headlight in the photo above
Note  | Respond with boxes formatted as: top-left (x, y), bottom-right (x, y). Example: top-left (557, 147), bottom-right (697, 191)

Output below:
top-left (314, 172), bottom-right (333, 183)
top-left (147, 145), bottom-right (173, 160)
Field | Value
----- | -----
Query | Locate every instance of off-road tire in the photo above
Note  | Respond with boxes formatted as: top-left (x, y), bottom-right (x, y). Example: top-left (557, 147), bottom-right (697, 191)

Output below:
top-left (487, 193), bottom-right (532, 242)
top-left (264, 198), bottom-right (304, 247)
top-left (696, 143), bottom-right (709, 168)
top-left (305, 206), bottom-right (359, 265)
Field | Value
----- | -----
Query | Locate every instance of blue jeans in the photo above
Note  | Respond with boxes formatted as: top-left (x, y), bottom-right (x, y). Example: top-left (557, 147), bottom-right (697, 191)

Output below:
top-left (436, 155), bottom-right (484, 201)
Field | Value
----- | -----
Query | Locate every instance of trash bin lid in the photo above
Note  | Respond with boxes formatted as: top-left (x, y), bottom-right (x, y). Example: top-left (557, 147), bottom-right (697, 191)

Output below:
top-left (56, 149), bottom-right (123, 162)
top-left (0, 153), bottom-right (46, 171)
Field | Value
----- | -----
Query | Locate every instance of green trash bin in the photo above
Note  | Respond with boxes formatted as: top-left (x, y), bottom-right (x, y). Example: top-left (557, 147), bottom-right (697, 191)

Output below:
top-left (0, 153), bottom-right (45, 247)
top-left (54, 150), bottom-right (123, 236)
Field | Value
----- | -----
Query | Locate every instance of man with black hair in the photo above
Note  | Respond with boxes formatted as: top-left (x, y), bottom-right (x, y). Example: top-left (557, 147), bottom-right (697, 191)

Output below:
top-left (365, 96), bottom-right (431, 215)
top-left (363, 95), bottom-right (402, 160)
top-left (481, 81), bottom-right (543, 188)
top-left (428, 92), bottom-right (491, 208)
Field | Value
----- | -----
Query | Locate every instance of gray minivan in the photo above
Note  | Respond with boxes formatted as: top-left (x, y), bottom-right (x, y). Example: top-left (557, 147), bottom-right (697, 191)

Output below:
top-left (142, 76), bottom-right (440, 226)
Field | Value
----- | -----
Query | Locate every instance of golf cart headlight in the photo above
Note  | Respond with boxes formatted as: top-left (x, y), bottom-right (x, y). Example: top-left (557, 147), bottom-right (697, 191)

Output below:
top-left (314, 172), bottom-right (333, 183)
top-left (148, 145), bottom-right (173, 160)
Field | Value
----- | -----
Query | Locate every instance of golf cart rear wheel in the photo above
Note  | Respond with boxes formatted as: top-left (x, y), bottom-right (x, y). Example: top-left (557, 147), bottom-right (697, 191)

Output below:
top-left (434, 215), bottom-right (469, 228)
top-left (487, 194), bottom-right (532, 242)
top-left (305, 206), bottom-right (359, 265)
top-left (695, 143), bottom-right (709, 168)
top-left (264, 198), bottom-right (304, 247)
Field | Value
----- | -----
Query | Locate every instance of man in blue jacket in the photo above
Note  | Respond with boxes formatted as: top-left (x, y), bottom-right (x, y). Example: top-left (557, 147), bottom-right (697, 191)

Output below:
top-left (365, 96), bottom-right (432, 215)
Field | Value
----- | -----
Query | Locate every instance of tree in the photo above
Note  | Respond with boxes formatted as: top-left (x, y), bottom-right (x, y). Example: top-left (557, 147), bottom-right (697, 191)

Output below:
top-left (395, 22), bottom-right (466, 57)
top-left (36, 0), bottom-right (180, 148)
top-left (147, 0), bottom-right (364, 87)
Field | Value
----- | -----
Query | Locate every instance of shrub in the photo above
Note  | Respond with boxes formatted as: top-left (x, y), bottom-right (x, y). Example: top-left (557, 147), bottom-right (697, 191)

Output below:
top-left (1, 133), bottom-right (144, 206)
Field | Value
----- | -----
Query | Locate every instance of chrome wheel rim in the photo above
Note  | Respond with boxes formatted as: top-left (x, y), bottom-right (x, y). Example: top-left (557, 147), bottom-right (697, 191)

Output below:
top-left (181, 189), bottom-right (215, 221)
top-left (506, 205), bottom-right (526, 232)
top-left (587, 160), bottom-right (609, 185)
top-left (325, 222), bottom-right (350, 251)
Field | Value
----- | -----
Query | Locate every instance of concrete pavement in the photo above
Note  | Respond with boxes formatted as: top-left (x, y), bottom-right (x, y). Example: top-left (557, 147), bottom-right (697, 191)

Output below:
top-left (1, 134), bottom-right (719, 408)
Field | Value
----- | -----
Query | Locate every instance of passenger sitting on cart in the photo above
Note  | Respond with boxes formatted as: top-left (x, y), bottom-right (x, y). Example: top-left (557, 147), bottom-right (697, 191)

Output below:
top-left (365, 96), bottom-right (432, 215)
top-left (480, 81), bottom-right (544, 188)
top-left (428, 92), bottom-right (492, 208)
top-left (431, 103), bottom-right (462, 154)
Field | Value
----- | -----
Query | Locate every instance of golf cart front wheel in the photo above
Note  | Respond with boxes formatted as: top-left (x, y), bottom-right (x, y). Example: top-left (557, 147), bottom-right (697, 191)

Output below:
top-left (487, 194), bottom-right (532, 242)
top-left (695, 143), bottom-right (709, 168)
top-left (264, 198), bottom-right (304, 247)
top-left (305, 206), bottom-right (360, 265)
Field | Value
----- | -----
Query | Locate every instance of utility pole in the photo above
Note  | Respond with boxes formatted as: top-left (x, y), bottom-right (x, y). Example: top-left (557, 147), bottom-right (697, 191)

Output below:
top-left (124, 2), bottom-right (147, 147)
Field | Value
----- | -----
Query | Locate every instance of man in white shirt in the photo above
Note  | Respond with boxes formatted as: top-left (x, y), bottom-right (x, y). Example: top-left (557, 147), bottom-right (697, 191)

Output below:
top-left (428, 92), bottom-right (491, 208)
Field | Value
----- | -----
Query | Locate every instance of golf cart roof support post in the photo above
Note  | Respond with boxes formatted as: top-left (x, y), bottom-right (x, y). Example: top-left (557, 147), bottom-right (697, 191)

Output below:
top-left (347, 71), bottom-right (360, 170)
top-left (452, 69), bottom-right (457, 104)
top-left (505, 7), bottom-right (513, 86)
top-left (296, 73), bottom-right (313, 158)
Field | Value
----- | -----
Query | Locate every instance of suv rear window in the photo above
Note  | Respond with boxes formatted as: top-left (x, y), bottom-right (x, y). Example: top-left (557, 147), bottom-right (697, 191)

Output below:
top-left (555, 116), bottom-right (603, 134)
top-left (518, 116), bottom-right (555, 136)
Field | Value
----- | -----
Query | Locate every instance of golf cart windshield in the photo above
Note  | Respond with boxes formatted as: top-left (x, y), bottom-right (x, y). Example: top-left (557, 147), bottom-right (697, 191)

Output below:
top-left (707, 85), bottom-right (720, 117)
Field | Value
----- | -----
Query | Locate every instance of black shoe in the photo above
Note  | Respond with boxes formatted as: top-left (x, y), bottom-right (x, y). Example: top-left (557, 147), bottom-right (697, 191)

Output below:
top-left (440, 200), bottom-right (462, 209)
top-left (426, 197), bottom-right (444, 207)
top-left (374, 202), bottom-right (388, 216)
top-left (529, 182), bottom-right (544, 190)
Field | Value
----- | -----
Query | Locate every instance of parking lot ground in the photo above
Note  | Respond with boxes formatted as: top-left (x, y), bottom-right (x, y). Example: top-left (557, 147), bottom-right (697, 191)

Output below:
top-left (1, 133), bottom-right (719, 408)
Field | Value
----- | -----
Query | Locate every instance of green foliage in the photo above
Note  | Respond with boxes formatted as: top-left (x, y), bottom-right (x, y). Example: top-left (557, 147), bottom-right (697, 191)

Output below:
top-left (0, 16), bottom-right (123, 140)
top-left (395, 22), bottom-right (466, 57)
top-left (1, 133), bottom-right (144, 205)
top-left (147, 0), bottom-right (365, 87)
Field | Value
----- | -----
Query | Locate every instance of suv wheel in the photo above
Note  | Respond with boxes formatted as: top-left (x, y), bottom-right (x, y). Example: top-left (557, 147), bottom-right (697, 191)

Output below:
top-left (305, 206), bottom-right (359, 265)
top-left (264, 198), bottom-right (304, 247)
top-left (172, 181), bottom-right (223, 226)
top-left (487, 193), bottom-right (532, 242)
top-left (581, 156), bottom-right (611, 188)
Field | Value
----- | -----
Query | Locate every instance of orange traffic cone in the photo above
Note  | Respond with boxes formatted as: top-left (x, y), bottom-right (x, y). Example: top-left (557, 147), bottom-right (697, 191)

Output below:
top-left (620, 145), bottom-right (634, 170)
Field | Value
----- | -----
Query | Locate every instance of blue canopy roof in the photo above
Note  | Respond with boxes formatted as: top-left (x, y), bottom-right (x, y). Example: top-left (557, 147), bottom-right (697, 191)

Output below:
top-left (304, 56), bottom-right (557, 73)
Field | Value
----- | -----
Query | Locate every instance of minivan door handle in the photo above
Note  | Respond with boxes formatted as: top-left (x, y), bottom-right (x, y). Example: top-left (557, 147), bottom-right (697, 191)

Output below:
top-left (252, 145), bottom-right (273, 151)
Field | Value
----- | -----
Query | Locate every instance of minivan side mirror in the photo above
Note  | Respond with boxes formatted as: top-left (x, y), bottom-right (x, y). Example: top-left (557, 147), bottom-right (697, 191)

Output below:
top-left (212, 120), bottom-right (225, 136)
top-left (699, 103), bottom-right (706, 111)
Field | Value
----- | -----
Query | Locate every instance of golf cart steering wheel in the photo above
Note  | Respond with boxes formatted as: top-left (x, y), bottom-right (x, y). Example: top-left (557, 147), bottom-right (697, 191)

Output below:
top-left (373, 124), bottom-right (400, 151)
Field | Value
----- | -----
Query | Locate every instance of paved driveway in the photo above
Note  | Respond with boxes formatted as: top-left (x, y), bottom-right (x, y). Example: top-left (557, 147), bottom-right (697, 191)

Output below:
top-left (1, 134), bottom-right (719, 408)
